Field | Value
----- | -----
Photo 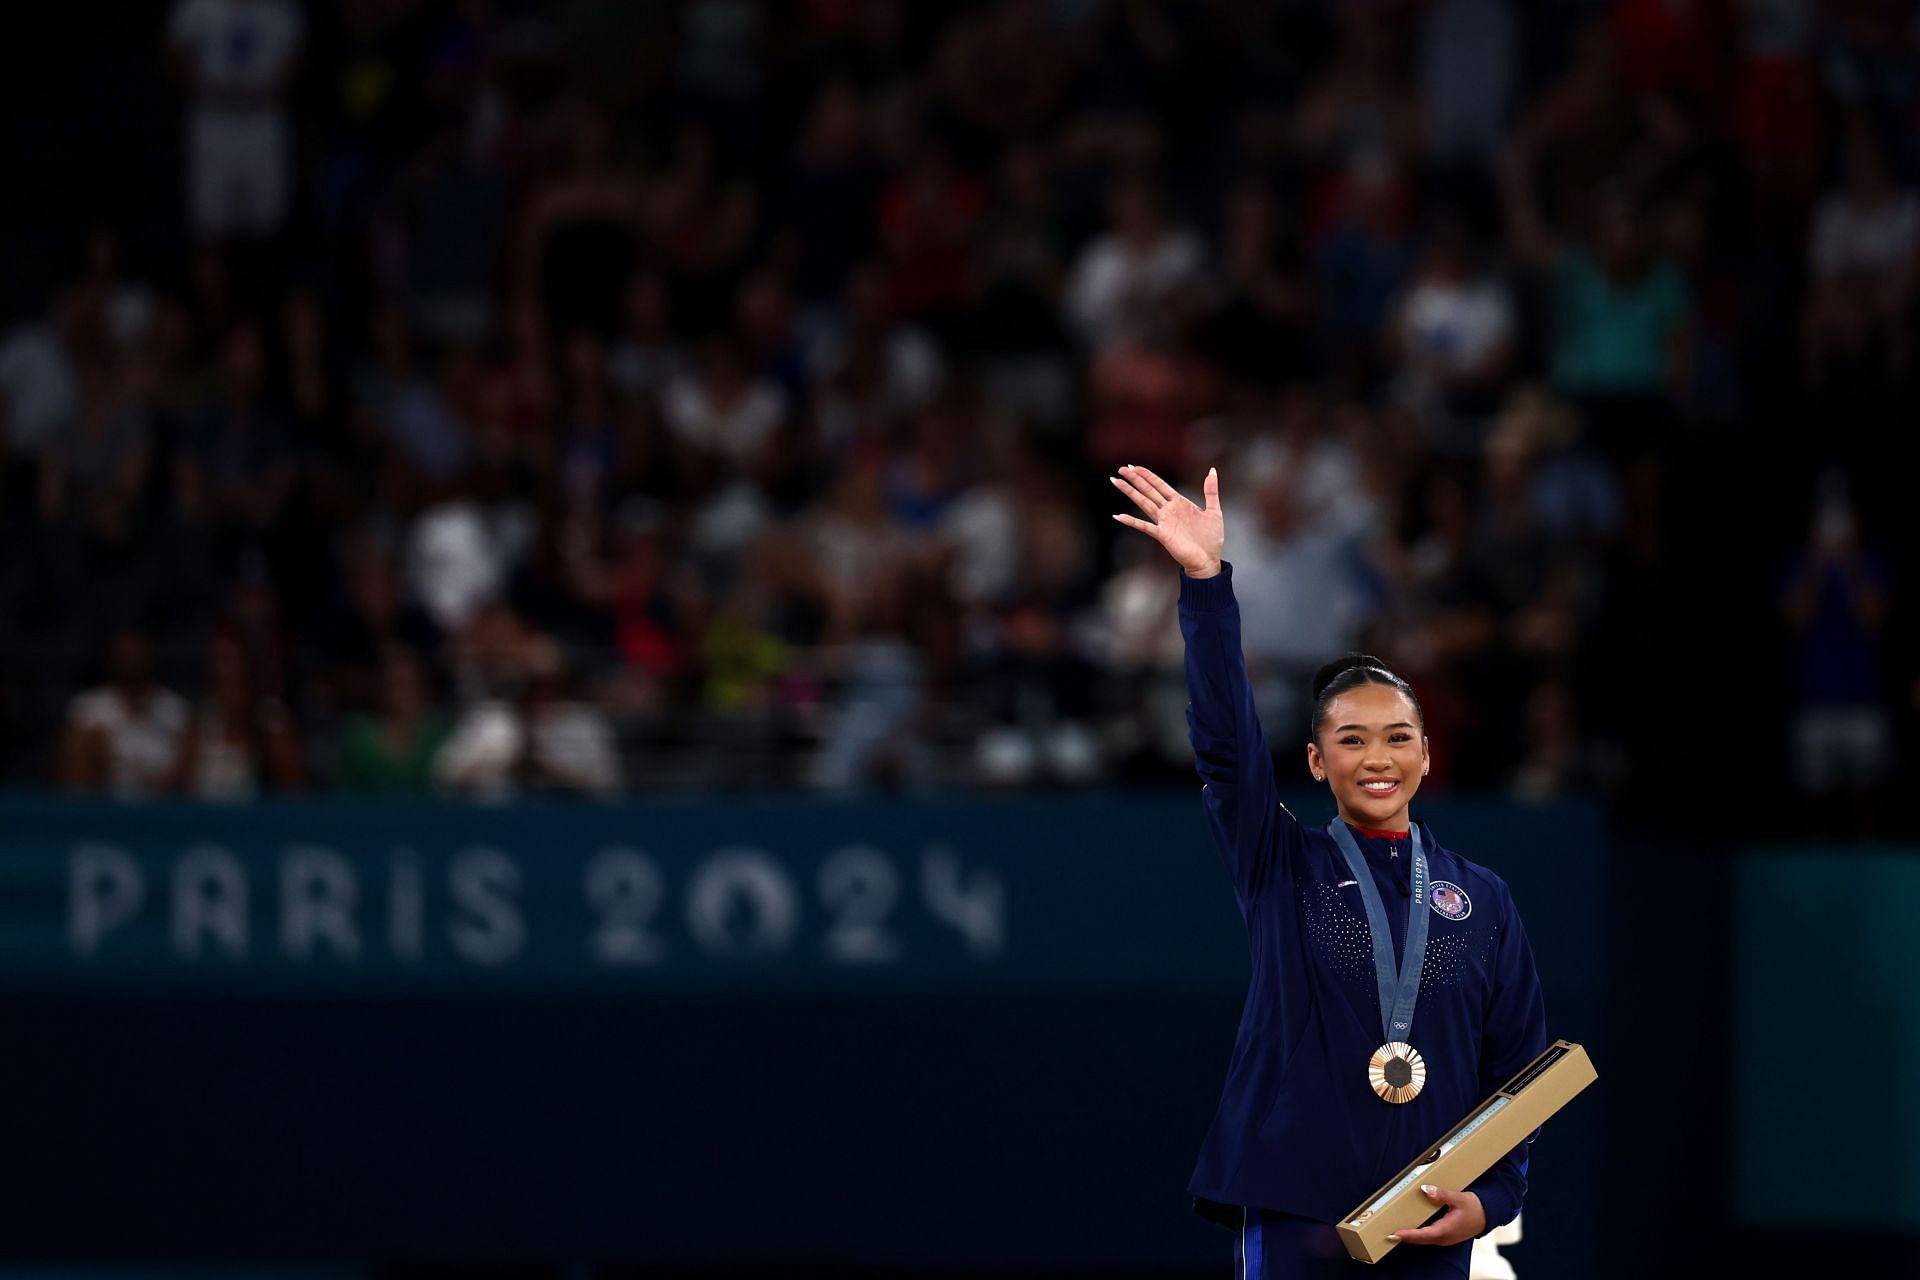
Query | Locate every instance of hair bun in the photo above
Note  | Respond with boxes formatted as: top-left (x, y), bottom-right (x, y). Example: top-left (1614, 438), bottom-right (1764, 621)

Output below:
top-left (1310, 653), bottom-right (1392, 703)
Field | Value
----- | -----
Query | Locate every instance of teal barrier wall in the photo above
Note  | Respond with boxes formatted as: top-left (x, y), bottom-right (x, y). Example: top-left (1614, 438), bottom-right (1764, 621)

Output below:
top-left (0, 792), bottom-right (1606, 1275)
top-left (1735, 848), bottom-right (1920, 1232)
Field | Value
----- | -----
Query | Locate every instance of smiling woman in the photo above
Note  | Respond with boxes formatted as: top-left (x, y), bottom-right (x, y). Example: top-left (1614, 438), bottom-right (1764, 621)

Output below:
top-left (1109, 464), bottom-right (1549, 1280)
top-left (1306, 664), bottom-right (1430, 833)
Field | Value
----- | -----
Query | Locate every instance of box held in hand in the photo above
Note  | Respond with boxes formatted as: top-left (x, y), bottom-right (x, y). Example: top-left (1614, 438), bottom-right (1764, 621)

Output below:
top-left (1336, 1039), bottom-right (1598, 1264)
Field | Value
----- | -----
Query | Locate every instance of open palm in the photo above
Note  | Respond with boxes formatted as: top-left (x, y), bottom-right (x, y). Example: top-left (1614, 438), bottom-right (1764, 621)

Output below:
top-left (1110, 465), bottom-right (1224, 578)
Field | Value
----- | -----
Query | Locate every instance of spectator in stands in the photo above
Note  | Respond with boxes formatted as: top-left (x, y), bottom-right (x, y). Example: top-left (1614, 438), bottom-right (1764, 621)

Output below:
top-left (310, 544), bottom-right (444, 715)
top-left (351, 304), bottom-right (472, 497)
top-left (0, 292), bottom-right (81, 465)
top-left (436, 638), bottom-right (620, 796)
top-left (878, 140), bottom-right (985, 333)
top-left (1388, 218), bottom-right (1516, 455)
top-left (601, 498), bottom-right (694, 715)
top-left (554, 329), bottom-right (619, 505)
top-left (1481, 388), bottom-right (1622, 548)
top-left (58, 630), bottom-right (191, 797)
top-left (401, 120), bottom-right (508, 348)
top-left (1500, 150), bottom-right (1693, 463)
top-left (75, 226), bottom-right (157, 359)
top-left (405, 483), bottom-right (514, 635)
top-left (175, 321), bottom-right (295, 554)
top-left (282, 285), bottom-right (338, 449)
top-left (1292, 7), bottom-right (1424, 168)
top-left (1780, 471), bottom-right (1893, 828)
top-left (662, 336), bottom-right (788, 474)
top-left (34, 298), bottom-right (155, 654)
top-left (517, 99), bottom-right (649, 338)
top-left (1198, 179), bottom-right (1310, 391)
top-left (1097, 532), bottom-right (1190, 774)
top-left (1066, 177), bottom-right (1206, 355)
top-left (1311, 149), bottom-right (1419, 391)
top-left (519, 656), bottom-right (622, 795)
top-left (973, 470), bottom-right (1103, 787)
top-left (966, 144), bottom-right (1077, 433)
top-left (1418, 0), bottom-right (1514, 171)
top-left (166, 0), bottom-right (305, 242)
top-left (605, 272), bottom-right (684, 404)
top-left (1803, 123), bottom-right (1919, 390)
top-left (811, 556), bottom-right (937, 792)
top-left (335, 644), bottom-right (450, 793)
top-left (650, 122), bottom-right (759, 334)
top-left (1512, 677), bottom-right (1596, 802)
top-left (781, 81), bottom-right (883, 317)
top-left (181, 631), bottom-right (303, 799)
top-left (810, 263), bottom-right (946, 462)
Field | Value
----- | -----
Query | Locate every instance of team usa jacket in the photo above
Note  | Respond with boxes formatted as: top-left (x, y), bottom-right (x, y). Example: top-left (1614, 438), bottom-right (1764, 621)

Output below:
top-left (1177, 564), bottom-right (1549, 1235)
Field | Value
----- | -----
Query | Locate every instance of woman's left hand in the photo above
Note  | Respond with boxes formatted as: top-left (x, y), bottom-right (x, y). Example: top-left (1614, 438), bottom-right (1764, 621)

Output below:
top-left (1387, 1185), bottom-right (1485, 1247)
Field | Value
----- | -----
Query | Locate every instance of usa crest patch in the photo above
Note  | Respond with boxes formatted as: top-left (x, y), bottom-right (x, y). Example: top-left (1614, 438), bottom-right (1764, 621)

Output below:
top-left (1429, 880), bottom-right (1471, 921)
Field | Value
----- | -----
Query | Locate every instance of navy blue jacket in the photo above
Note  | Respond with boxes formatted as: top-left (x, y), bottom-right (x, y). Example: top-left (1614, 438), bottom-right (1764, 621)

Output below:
top-left (1179, 565), bottom-right (1548, 1234)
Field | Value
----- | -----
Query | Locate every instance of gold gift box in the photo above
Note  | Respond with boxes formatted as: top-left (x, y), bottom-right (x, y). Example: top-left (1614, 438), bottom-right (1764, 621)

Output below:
top-left (1336, 1039), bottom-right (1597, 1264)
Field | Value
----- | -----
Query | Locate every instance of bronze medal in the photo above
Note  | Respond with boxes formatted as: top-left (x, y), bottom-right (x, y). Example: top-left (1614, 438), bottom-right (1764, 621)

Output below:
top-left (1328, 821), bottom-right (1436, 1107)
top-left (1368, 1041), bottom-right (1427, 1104)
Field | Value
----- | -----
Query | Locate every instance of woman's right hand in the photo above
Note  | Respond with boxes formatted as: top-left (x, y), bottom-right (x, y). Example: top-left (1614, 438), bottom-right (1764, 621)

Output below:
top-left (1110, 464), bottom-right (1225, 579)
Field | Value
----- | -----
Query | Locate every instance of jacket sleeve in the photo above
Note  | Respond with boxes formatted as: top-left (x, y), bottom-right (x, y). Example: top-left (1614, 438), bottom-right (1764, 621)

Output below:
top-left (1177, 563), bottom-right (1302, 903)
top-left (1466, 880), bottom-right (1550, 1235)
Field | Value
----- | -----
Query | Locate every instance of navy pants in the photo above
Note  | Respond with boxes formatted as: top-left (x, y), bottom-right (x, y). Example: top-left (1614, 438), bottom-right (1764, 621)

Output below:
top-left (1232, 1207), bottom-right (1471, 1279)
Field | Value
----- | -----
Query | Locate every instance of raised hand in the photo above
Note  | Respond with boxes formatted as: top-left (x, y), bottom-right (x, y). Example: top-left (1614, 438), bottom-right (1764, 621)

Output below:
top-left (1110, 464), bottom-right (1224, 580)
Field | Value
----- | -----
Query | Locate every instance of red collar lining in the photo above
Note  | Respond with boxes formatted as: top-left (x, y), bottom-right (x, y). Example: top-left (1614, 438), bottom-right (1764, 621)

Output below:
top-left (1347, 823), bottom-right (1411, 841)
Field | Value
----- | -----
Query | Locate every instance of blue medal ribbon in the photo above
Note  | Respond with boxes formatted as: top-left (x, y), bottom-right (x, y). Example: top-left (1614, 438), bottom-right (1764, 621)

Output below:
top-left (1327, 820), bottom-right (1429, 1049)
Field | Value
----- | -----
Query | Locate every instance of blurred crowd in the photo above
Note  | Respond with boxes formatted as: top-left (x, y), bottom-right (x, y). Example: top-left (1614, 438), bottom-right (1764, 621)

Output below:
top-left (0, 0), bottom-right (1915, 822)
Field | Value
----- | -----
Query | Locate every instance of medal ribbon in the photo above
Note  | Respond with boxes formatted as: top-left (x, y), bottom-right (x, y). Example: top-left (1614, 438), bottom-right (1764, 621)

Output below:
top-left (1328, 820), bottom-right (1429, 1048)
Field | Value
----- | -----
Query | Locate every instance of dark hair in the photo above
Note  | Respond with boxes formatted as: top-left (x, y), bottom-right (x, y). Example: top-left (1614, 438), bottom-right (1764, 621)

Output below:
top-left (1309, 654), bottom-right (1425, 743)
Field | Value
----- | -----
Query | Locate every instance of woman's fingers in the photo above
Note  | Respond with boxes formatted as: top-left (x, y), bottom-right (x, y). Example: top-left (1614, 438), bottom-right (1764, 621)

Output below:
top-left (1128, 466), bottom-right (1175, 506)
top-left (1387, 1211), bottom-right (1457, 1246)
top-left (1109, 474), bottom-right (1161, 516)
top-left (1121, 464), bottom-right (1183, 507)
top-left (1388, 1186), bottom-right (1476, 1247)
top-left (1203, 465), bottom-right (1220, 512)
top-left (1110, 513), bottom-right (1164, 541)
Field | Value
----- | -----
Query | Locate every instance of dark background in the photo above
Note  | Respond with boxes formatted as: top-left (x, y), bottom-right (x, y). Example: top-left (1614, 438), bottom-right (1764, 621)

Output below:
top-left (2, 0), bottom-right (1916, 1276)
